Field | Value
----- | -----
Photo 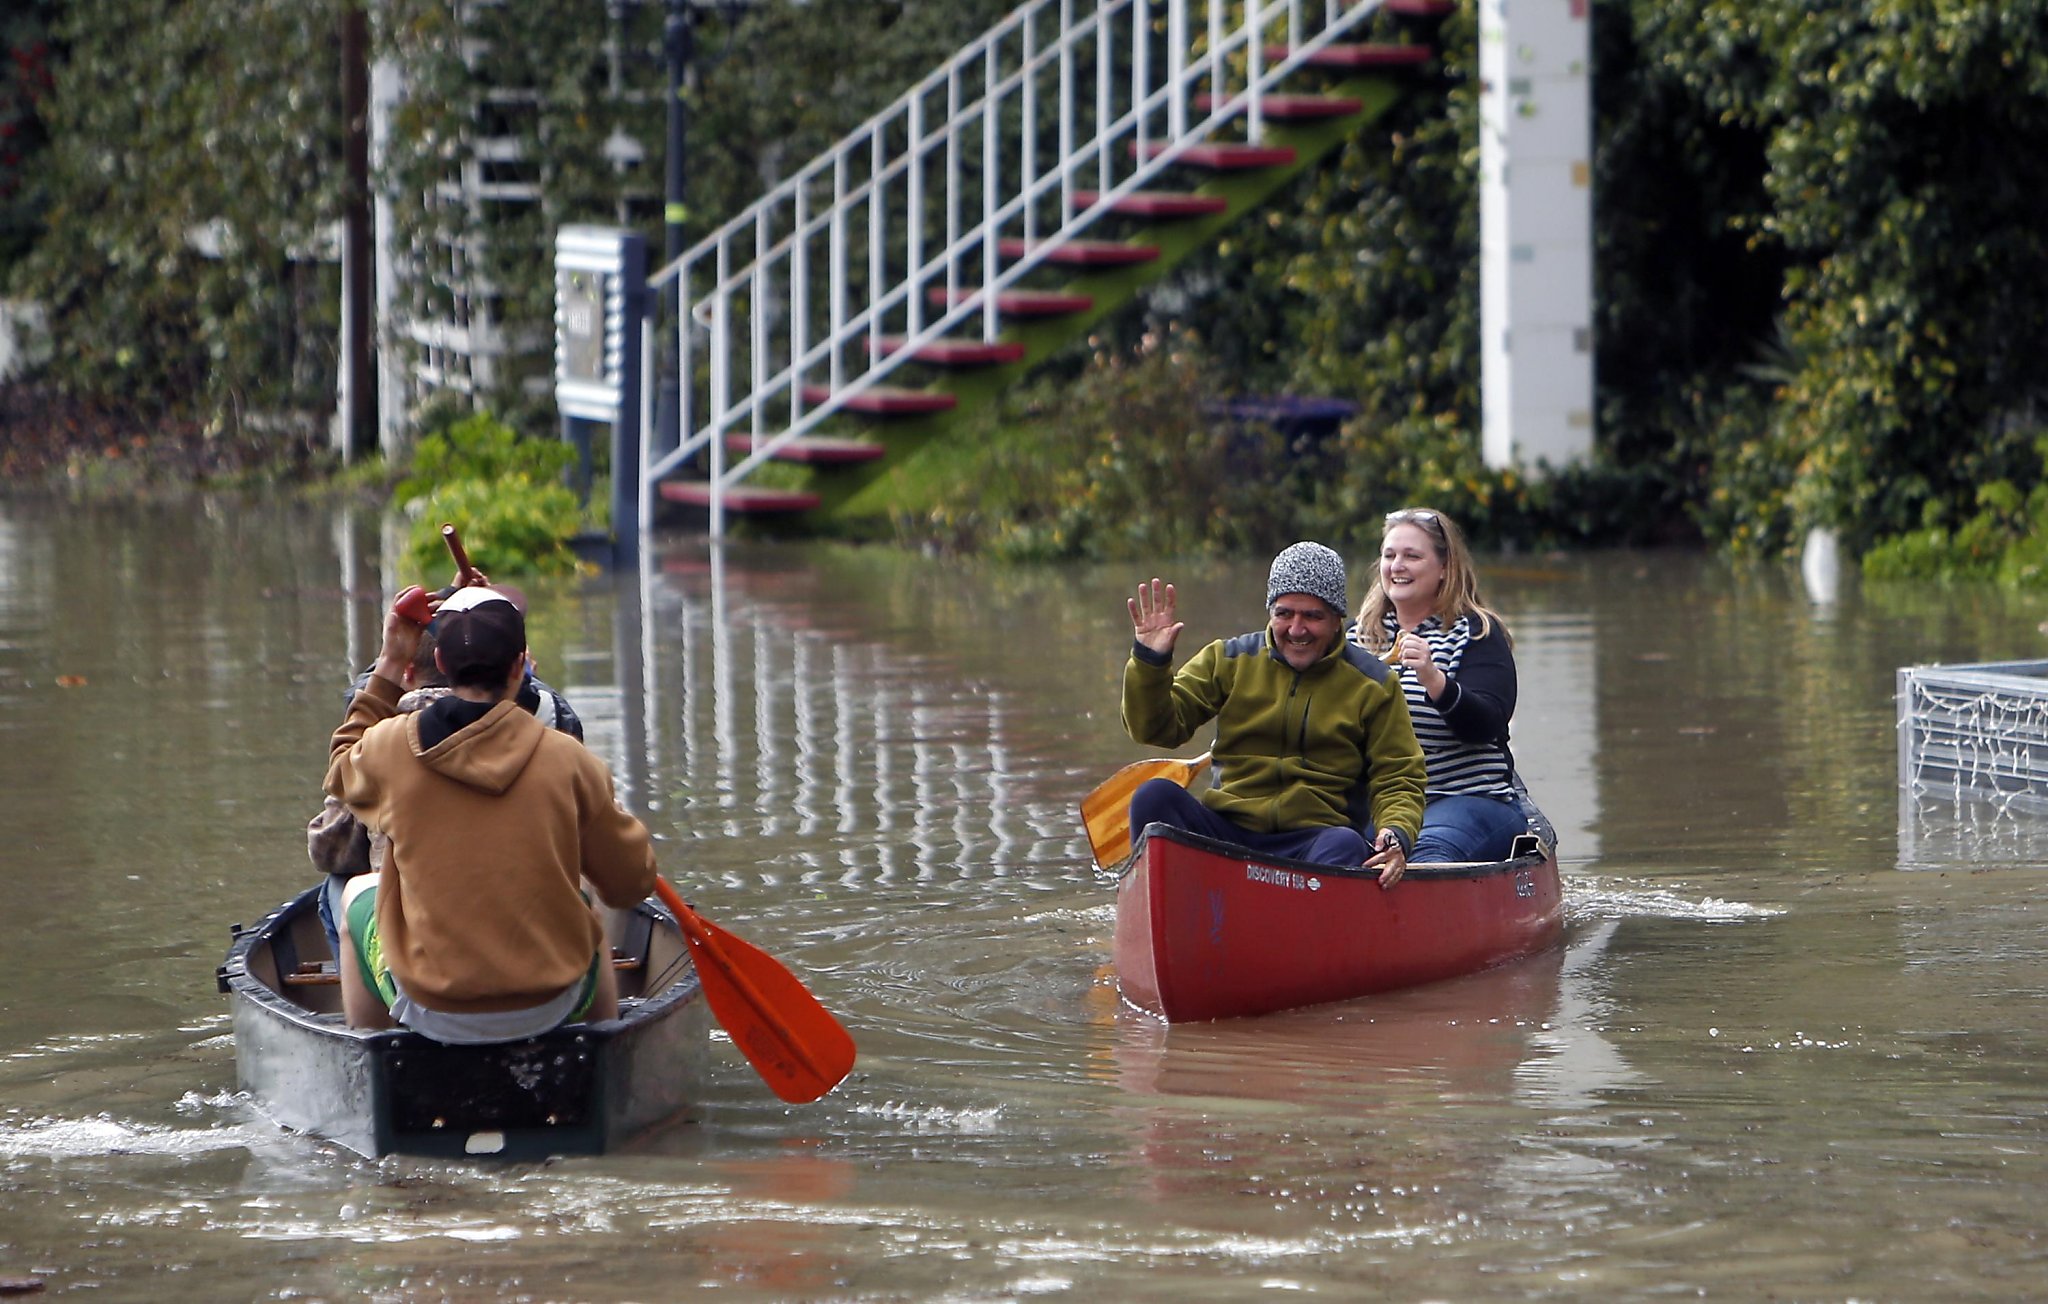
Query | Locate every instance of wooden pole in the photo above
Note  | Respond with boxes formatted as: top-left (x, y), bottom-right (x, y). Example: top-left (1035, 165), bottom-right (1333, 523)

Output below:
top-left (339, 2), bottom-right (375, 461)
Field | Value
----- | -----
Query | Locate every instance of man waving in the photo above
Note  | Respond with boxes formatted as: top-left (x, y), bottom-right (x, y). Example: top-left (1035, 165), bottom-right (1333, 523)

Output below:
top-left (1121, 541), bottom-right (1425, 886)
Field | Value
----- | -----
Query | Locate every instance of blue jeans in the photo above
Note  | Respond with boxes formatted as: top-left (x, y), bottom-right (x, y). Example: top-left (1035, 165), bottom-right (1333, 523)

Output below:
top-left (316, 873), bottom-right (354, 957)
top-left (1128, 778), bottom-right (1370, 865)
top-left (1411, 793), bottom-right (1528, 864)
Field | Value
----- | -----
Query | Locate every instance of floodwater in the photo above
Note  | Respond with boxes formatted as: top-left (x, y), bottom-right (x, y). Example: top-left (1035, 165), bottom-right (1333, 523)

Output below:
top-left (2, 496), bottom-right (2045, 1301)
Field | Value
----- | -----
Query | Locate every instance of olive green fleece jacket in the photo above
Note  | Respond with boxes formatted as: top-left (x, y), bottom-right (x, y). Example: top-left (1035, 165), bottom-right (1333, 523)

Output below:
top-left (326, 673), bottom-right (657, 1015)
top-left (1122, 630), bottom-right (1426, 845)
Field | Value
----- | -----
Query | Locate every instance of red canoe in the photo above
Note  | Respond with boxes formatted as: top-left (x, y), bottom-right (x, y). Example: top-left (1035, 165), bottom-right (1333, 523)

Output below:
top-left (1113, 823), bottom-right (1564, 1022)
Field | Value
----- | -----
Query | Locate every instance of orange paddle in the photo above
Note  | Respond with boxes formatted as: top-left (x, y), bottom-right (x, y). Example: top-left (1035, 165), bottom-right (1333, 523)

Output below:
top-left (1078, 751), bottom-right (1212, 870)
top-left (652, 877), bottom-right (855, 1104)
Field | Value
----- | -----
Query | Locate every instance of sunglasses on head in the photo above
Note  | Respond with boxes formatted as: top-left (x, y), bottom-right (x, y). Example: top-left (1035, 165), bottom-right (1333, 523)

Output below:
top-left (1384, 508), bottom-right (1441, 528)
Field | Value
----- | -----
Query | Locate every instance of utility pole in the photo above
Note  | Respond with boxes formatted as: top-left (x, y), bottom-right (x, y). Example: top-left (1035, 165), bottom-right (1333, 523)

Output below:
top-left (338, 1), bottom-right (375, 461)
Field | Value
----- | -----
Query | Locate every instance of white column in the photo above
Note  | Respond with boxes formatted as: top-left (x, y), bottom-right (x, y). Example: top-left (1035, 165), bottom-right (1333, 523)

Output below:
top-left (1479, 0), bottom-right (1594, 471)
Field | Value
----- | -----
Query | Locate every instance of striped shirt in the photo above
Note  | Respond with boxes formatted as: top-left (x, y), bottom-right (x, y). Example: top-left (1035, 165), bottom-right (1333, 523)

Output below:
top-left (1349, 613), bottom-right (1516, 801)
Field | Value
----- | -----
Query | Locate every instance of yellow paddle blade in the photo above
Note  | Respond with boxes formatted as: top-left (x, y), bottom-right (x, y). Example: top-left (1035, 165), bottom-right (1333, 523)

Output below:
top-left (1078, 751), bottom-right (1212, 870)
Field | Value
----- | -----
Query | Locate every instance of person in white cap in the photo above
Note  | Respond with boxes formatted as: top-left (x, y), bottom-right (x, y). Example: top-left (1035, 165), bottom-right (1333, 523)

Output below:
top-left (308, 584), bottom-right (582, 954)
top-left (324, 585), bottom-right (657, 1043)
top-left (1120, 541), bottom-right (1425, 885)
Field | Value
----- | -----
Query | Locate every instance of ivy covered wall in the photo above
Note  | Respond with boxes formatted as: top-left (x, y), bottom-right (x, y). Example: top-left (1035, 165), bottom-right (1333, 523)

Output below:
top-left (8, 0), bottom-right (341, 429)
top-left (0, 1), bottom-right (57, 270)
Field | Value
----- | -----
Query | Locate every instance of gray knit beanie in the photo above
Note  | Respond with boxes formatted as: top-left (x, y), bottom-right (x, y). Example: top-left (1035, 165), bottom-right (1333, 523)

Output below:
top-left (1265, 541), bottom-right (1348, 619)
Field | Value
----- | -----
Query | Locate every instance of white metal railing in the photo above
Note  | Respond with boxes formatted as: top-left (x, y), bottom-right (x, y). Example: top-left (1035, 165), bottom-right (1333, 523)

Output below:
top-left (645, 0), bottom-right (1398, 534)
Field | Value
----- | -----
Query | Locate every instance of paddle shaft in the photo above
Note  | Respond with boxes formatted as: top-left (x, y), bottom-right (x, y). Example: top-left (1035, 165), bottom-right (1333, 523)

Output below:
top-left (441, 523), bottom-right (481, 586)
top-left (652, 876), bottom-right (837, 1087)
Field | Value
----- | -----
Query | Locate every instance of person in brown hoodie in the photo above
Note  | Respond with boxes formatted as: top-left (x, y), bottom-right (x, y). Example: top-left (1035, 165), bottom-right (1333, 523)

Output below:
top-left (307, 610), bottom-right (584, 955)
top-left (326, 585), bottom-right (657, 1043)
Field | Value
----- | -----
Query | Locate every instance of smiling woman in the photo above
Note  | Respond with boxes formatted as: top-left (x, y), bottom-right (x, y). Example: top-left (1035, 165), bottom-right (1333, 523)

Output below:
top-left (1352, 507), bottom-right (1545, 864)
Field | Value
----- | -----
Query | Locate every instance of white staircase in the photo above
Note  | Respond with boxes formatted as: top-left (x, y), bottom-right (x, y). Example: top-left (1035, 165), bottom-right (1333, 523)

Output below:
top-left (643, 0), bottom-right (1425, 535)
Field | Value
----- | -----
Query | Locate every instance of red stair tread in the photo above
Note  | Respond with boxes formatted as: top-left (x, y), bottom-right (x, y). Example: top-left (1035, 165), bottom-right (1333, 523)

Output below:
top-left (1196, 92), bottom-right (1365, 120)
top-left (1073, 189), bottom-right (1230, 218)
top-left (998, 237), bottom-right (1161, 267)
top-left (1267, 42), bottom-right (1433, 69)
top-left (799, 382), bottom-right (957, 415)
top-left (658, 482), bottom-right (821, 513)
top-left (927, 287), bottom-right (1094, 316)
top-left (871, 336), bottom-right (1026, 366)
top-left (723, 433), bottom-right (886, 465)
top-left (1132, 141), bottom-right (1297, 169)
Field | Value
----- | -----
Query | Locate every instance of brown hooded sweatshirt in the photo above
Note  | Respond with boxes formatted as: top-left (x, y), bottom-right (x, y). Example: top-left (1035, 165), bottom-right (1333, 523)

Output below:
top-left (325, 673), bottom-right (657, 1014)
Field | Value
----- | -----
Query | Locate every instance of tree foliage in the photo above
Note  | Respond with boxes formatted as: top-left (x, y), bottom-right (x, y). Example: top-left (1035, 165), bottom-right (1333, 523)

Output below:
top-left (8, 0), bottom-right (341, 429)
top-left (1624, 0), bottom-right (2048, 556)
top-left (0, 0), bottom-right (58, 267)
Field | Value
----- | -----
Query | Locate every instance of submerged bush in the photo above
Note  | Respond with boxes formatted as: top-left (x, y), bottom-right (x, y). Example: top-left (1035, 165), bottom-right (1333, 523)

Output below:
top-left (397, 410), bottom-right (586, 578)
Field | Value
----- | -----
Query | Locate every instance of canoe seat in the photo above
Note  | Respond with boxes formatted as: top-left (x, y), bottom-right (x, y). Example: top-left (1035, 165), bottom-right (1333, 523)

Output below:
top-left (281, 954), bottom-right (644, 987)
top-left (284, 963), bottom-right (339, 987)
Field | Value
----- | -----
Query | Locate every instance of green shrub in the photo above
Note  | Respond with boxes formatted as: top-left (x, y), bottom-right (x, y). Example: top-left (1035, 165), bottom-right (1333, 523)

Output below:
top-left (396, 411), bottom-right (575, 507)
top-left (401, 475), bottom-right (585, 580)
top-left (396, 409), bottom-right (585, 578)
top-left (1862, 439), bottom-right (2048, 587)
top-left (915, 330), bottom-right (1341, 561)
top-left (913, 324), bottom-right (1709, 562)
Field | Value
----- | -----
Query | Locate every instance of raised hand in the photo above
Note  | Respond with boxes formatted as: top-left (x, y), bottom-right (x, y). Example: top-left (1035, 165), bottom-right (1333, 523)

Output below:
top-left (374, 588), bottom-right (429, 685)
top-left (1128, 577), bottom-right (1184, 657)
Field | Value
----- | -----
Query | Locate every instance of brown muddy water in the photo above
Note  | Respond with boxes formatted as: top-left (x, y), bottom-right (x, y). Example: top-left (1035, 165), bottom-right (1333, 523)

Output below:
top-left (1, 497), bottom-right (2045, 1301)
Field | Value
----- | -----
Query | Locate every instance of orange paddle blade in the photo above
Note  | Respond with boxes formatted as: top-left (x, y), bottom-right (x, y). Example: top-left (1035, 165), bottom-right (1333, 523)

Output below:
top-left (655, 877), bottom-right (855, 1104)
top-left (1078, 751), bottom-right (1212, 870)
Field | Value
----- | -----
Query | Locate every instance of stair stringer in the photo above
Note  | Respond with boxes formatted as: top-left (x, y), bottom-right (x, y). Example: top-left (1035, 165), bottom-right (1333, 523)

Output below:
top-left (802, 74), bottom-right (1413, 533)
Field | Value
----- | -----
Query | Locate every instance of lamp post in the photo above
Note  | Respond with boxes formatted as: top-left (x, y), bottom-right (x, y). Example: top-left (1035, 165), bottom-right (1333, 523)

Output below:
top-left (657, 0), bottom-right (754, 263)
top-left (662, 0), bottom-right (695, 275)
top-left (651, 0), bottom-right (752, 456)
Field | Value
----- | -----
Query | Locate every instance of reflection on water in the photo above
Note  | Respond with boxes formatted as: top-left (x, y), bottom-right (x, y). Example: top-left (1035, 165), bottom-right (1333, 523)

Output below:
top-left (616, 544), bottom-right (1179, 884)
top-left (4, 499), bottom-right (2048, 1299)
top-left (1899, 789), bottom-right (2048, 871)
top-left (1106, 930), bottom-right (1613, 1111)
top-left (1513, 920), bottom-right (1645, 1112)
top-left (566, 543), bottom-right (1604, 884)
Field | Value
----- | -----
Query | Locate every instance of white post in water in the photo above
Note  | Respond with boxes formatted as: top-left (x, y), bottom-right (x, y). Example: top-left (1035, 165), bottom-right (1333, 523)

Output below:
top-left (1478, 0), bottom-right (1594, 471)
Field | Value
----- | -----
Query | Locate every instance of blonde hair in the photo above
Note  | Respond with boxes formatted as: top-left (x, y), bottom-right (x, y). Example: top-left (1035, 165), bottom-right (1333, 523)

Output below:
top-left (1354, 507), bottom-right (1507, 651)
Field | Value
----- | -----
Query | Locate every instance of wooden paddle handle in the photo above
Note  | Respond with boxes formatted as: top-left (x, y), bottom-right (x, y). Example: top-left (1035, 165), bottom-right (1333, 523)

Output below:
top-left (441, 523), bottom-right (481, 586)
